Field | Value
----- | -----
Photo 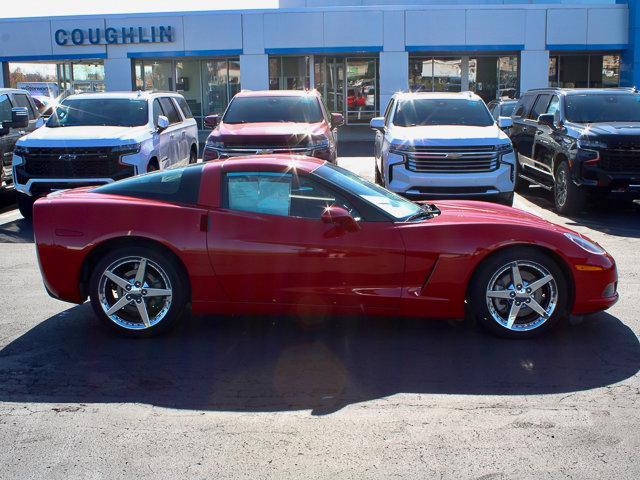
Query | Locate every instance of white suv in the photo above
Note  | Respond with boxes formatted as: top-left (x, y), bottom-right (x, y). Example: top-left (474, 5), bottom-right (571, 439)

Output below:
top-left (13, 91), bottom-right (198, 218)
top-left (370, 92), bottom-right (516, 205)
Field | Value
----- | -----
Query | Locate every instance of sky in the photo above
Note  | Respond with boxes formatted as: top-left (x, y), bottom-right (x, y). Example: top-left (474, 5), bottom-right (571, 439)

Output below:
top-left (0, 0), bottom-right (279, 19)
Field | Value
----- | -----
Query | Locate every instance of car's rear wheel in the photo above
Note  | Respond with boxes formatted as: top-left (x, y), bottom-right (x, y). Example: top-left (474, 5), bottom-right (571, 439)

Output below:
top-left (189, 146), bottom-right (198, 164)
top-left (17, 193), bottom-right (34, 220)
top-left (89, 246), bottom-right (189, 337)
top-left (470, 247), bottom-right (569, 338)
top-left (554, 160), bottom-right (585, 215)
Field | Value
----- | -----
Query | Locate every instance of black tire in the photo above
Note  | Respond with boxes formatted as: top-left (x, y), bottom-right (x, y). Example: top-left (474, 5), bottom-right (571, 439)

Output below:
top-left (89, 246), bottom-right (189, 338)
top-left (189, 146), bottom-right (198, 164)
top-left (17, 193), bottom-right (34, 220)
top-left (496, 192), bottom-right (514, 207)
top-left (374, 162), bottom-right (383, 186)
top-left (554, 160), bottom-right (585, 215)
top-left (469, 247), bottom-right (569, 339)
top-left (514, 153), bottom-right (527, 192)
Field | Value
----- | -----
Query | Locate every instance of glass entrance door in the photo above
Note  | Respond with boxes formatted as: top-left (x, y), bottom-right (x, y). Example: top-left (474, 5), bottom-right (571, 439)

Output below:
top-left (313, 56), bottom-right (378, 125)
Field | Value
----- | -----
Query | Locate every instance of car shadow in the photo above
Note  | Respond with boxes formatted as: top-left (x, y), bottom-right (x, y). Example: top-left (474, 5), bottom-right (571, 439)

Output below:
top-left (0, 305), bottom-right (637, 415)
top-left (519, 187), bottom-right (640, 238)
top-left (0, 218), bottom-right (33, 243)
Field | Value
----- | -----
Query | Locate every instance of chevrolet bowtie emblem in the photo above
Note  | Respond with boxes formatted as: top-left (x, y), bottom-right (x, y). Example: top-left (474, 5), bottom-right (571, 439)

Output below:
top-left (445, 153), bottom-right (463, 159)
top-left (59, 154), bottom-right (77, 161)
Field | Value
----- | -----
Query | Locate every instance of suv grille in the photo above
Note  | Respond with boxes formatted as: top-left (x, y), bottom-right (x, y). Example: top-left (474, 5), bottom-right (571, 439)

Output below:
top-left (599, 143), bottom-right (640, 173)
top-left (20, 147), bottom-right (132, 179)
top-left (400, 145), bottom-right (499, 173)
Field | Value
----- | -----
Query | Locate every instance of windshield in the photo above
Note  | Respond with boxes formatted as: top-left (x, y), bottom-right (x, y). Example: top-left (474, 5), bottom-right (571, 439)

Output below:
top-left (316, 164), bottom-right (424, 221)
top-left (223, 96), bottom-right (324, 124)
top-left (393, 98), bottom-right (494, 127)
top-left (565, 93), bottom-right (640, 123)
top-left (47, 98), bottom-right (148, 127)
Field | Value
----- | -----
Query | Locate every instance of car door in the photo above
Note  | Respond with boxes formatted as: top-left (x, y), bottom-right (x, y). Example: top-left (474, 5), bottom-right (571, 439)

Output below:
top-left (525, 94), bottom-right (553, 174)
top-left (11, 92), bottom-right (40, 134)
top-left (0, 94), bottom-right (22, 184)
top-left (151, 98), bottom-right (172, 169)
top-left (375, 99), bottom-right (395, 171)
top-left (158, 97), bottom-right (184, 167)
top-left (167, 97), bottom-right (190, 164)
top-left (533, 94), bottom-right (562, 174)
top-left (207, 168), bottom-right (406, 313)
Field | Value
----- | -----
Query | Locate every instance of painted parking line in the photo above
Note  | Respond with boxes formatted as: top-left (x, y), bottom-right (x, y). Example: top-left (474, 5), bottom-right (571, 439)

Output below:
top-left (0, 209), bottom-right (21, 226)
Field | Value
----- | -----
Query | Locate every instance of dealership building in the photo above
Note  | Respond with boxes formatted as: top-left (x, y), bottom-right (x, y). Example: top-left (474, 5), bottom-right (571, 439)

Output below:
top-left (0, 0), bottom-right (636, 130)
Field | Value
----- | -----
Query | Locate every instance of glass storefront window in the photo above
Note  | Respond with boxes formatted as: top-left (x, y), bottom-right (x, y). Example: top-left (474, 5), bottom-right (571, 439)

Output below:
top-left (549, 54), bottom-right (620, 89)
top-left (269, 56), bottom-right (310, 90)
top-left (8, 61), bottom-right (105, 96)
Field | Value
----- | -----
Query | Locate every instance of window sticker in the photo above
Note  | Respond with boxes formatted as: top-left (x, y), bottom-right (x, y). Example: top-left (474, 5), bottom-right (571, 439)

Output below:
top-left (228, 173), bottom-right (292, 216)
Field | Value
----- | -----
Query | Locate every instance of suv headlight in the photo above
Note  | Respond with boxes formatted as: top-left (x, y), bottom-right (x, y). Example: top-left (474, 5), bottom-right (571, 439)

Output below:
top-left (564, 232), bottom-right (606, 255)
top-left (311, 137), bottom-right (330, 149)
top-left (206, 138), bottom-right (224, 149)
top-left (577, 138), bottom-right (606, 150)
top-left (497, 143), bottom-right (514, 156)
top-left (113, 143), bottom-right (141, 155)
top-left (13, 145), bottom-right (27, 165)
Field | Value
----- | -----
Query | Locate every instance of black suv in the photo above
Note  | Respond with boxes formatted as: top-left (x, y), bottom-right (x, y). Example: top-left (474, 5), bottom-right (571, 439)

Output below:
top-left (510, 87), bottom-right (640, 213)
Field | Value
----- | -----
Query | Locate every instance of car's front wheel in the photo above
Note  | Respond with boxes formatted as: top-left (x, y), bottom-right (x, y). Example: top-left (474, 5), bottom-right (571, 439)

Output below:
top-left (470, 247), bottom-right (569, 338)
top-left (89, 246), bottom-right (189, 337)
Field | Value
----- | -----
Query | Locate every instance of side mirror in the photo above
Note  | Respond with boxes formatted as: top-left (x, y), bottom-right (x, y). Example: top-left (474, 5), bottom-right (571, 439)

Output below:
top-left (497, 116), bottom-right (513, 129)
top-left (537, 113), bottom-right (555, 129)
top-left (204, 114), bottom-right (221, 129)
top-left (330, 112), bottom-right (344, 128)
top-left (370, 116), bottom-right (385, 131)
top-left (157, 115), bottom-right (169, 131)
top-left (321, 205), bottom-right (360, 232)
top-left (9, 107), bottom-right (29, 129)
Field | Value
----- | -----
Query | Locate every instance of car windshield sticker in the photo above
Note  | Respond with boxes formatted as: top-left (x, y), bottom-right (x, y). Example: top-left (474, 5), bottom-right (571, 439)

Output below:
top-left (228, 172), bottom-right (291, 216)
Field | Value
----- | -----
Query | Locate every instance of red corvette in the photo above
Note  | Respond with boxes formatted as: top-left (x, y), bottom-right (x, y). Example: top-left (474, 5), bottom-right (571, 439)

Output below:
top-left (33, 155), bottom-right (618, 338)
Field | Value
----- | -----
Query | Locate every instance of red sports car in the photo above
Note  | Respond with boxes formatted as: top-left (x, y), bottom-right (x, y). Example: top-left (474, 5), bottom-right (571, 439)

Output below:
top-left (33, 155), bottom-right (618, 339)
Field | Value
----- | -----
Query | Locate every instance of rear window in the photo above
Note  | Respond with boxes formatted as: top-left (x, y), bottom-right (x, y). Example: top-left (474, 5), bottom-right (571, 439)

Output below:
top-left (223, 96), bottom-right (324, 124)
top-left (176, 97), bottom-right (193, 119)
top-left (93, 164), bottom-right (203, 204)
top-left (513, 94), bottom-right (536, 118)
top-left (393, 98), bottom-right (494, 127)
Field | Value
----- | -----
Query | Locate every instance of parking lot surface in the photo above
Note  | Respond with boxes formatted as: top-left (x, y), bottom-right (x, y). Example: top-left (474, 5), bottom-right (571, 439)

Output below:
top-left (0, 156), bottom-right (639, 479)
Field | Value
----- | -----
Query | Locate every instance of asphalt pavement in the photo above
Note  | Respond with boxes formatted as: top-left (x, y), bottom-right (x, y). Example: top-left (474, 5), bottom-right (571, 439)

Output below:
top-left (0, 156), bottom-right (638, 479)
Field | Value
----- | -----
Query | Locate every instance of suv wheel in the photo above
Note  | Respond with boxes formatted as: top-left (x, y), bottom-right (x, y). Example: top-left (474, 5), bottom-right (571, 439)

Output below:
top-left (496, 192), bottom-right (514, 207)
top-left (374, 164), bottom-right (383, 185)
top-left (470, 247), bottom-right (569, 339)
top-left (514, 153), bottom-right (526, 192)
top-left (189, 147), bottom-right (197, 164)
top-left (554, 160), bottom-right (585, 215)
top-left (17, 193), bottom-right (34, 220)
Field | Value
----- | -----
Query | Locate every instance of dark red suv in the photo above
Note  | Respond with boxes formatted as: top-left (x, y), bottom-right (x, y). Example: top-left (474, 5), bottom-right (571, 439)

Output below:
top-left (202, 90), bottom-right (343, 163)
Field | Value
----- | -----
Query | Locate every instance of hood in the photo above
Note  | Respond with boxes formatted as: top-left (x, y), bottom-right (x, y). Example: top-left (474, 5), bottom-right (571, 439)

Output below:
top-left (577, 122), bottom-right (640, 136)
top-left (427, 200), bottom-right (572, 232)
top-left (211, 121), bottom-right (329, 147)
top-left (388, 124), bottom-right (508, 146)
top-left (18, 125), bottom-right (150, 147)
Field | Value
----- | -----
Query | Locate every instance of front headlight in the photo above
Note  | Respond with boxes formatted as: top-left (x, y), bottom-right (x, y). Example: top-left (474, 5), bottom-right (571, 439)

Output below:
top-left (113, 143), bottom-right (141, 155)
top-left (564, 232), bottom-right (606, 255)
top-left (311, 137), bottom-right (330, 149)
top-left (497, 143), bottom-right (514, 156)
top-left (577, 138), bottom-right (606, 150)
top-left (13, 145), bottom-right (27, 165)
top-left (206, 138), bottom-right (224, 149)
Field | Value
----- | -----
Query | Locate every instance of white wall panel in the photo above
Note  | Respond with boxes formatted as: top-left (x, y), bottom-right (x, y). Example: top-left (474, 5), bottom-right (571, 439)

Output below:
top-left (520, 50), bottom-right (549, 93)
top-left (104, 58), bottom-right (133, 91)
top-left (242, 14), bottom-right (264, 55)
top-left (263, 12), bottom-right (323, 50)
top-left (405, 10), bottom-right (465, 47)
top-left (467, 10), bottom-right (525, 46)
top-left (587, 8), bottom-right (627, 45)
top-left (183, 14), bottom-right (242, 52)
top-left (323, 11), bottom-right (383, 47)
top-left (546, 9), bottom-right (587, 46)
top-left (383, 10), bottom-right (404, 52)
top-left (239, 54), bottom-right (268, 90)
top-left (0, 21), bottom-right (52, 58)
top-left (525, 9), bottom-right (546, 51)
top-left (380, 51), bottom-right (408, 96)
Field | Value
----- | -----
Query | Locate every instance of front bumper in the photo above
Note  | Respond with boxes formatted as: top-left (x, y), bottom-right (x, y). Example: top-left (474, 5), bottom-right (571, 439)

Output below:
top-left (203, 146), bottom-right (334, 162)
top-left (571, 253), bottom-right (619, 315)
top-left (385, 156), bottom-right (515, 198)
top-left (577, 164), bottom-right (640, 194)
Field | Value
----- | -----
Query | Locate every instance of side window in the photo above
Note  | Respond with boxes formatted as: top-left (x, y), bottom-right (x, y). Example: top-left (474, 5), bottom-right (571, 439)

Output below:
top-left (159, 97), bottom-right (181, 124)
top-left (176, 97), bottom-right (193, 119)
top-left (152, 99), bottom-right (165, 126)
top-left (0, 94), bottom-right (12, 123)
top-left (528, 94), bottom-right (551, 120)
top-left (225, 172), bottom-right (358, 219)
top-left (383, 99), bottom-right (395, 125)
top-left (489, 103), bottom-right (499, 120)
top-left (513, 94), bottom-right (534, 118)
top-left (13, 94), bottom-right (36, 119)
top-left (546, 95), bottom-right (560, 116)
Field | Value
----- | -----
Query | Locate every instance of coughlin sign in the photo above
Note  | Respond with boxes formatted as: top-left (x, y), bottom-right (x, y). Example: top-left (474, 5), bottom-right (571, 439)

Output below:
top-left (54, 26), bottom-right (174, 46)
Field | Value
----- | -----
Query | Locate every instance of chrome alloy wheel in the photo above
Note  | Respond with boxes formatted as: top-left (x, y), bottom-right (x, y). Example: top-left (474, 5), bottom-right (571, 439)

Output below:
top-left (485, 260), bottom-right (559, 332)
top-left (98, 256), bottom-right (173, 330)
top-left (555, 169), bottom-right (568, 208)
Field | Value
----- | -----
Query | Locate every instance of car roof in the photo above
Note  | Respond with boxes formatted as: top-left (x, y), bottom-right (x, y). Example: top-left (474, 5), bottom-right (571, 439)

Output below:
top-left (524, 87), bottom-right (636, 96)
top-left (0, 88), bottom-right (31, 95)
top-left (206, 154), bottom-right (325, 174)
top-left (392, 91), bottom-right (481, 101)
top-left (62, 91), bottom-right (183, 101)
top-left (234, 89), bottom-right (321, 98)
